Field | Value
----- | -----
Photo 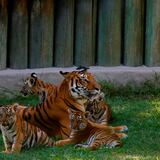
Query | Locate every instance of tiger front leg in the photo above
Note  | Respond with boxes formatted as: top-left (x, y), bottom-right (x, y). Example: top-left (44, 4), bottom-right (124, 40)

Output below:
top-left (1, 135), bottom-right (12, 154)
top-left (74, 144), bottom-right (89, 149)
top-left (75, 143), bottom-right (100, 151)
top-left (11, 142), bottom-right (23, 153)
top-left (10, 134), bottom-right (24, 153)
top-left (55, 139), bottom-right (74, 146)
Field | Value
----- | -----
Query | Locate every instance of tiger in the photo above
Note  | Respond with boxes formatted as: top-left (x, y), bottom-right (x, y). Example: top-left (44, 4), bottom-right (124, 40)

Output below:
top-left (20, 72), bottom-right (56, 103)
top-left (76, 66), bottom-right (112, 125)
top-left (21, 70), bottom-right (112, 125)
top-left (21, 69), bottom-right (101, 139)
top-left (0, 104), bottom-right (54, 154)
top-left (55, 108), bottom-right (128, 150)
top-left (86, 92), bottom-right (112, 125)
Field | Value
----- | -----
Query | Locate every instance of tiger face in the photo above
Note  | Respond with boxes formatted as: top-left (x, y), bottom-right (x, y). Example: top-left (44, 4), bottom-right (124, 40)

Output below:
top-left (0, 105), bottom-right (17, 126)
top-left (20, 73), bottom-right (38, 96)
top-left (60, 69), bottom-right (101, 101)
top-left (68, 109), bottom-right (89, 131)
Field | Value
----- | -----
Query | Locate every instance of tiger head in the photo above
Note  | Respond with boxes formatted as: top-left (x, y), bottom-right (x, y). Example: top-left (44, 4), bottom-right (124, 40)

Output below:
top-left (20, 73), bottom-right (39, 96)
top-left (60, 68), bottom-right (101, 101)
top-left (68, 108), bottom-right (89, 131)
top-left (0, 104), bottom-right (19, 126)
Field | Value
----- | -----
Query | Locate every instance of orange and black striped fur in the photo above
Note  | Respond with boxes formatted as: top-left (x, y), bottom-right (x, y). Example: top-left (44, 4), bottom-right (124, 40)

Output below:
top-left (76, 66), bottom-right (112, 125)
top-left (20, 73), bottom-right (56, 103)
top-left (21, 69), bottom-right (101, 139)
top-left (86, 92), bottom-right (112, 125)
top-left (55, 109), bottom-right (128, 150)
top-left (0, 104), bottom-right (54, 154)
top-left (21, 72), bottom-right (112, 125)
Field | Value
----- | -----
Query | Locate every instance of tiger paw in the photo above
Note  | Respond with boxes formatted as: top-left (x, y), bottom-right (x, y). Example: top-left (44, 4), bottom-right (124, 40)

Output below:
top-left (120, 125), bottom-right (128, 132)
top-left (108, 141), bottom-right (121, 149)
top-left (74, 144), bottom-right (83, 148)
top-left (1, 150), bottom-right (12, 154)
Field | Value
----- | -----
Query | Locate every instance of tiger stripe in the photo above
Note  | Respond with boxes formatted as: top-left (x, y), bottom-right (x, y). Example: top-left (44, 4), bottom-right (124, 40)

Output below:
top-left (0, 104), bottom-right (54, 154)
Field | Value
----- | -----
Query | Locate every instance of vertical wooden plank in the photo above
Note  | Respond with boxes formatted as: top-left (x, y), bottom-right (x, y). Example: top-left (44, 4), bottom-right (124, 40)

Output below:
top-left (97, 0), bottom-right (122, 66)
top-left (0, 0), bottom-right (7, 69)
top-left (93, 0), bottom-right (97, 65)
top-left (124, 0), bottom-right (144, 66)
top-left (74, 0), bottom-right (94, 66)
top-left (29, 0), bottom-right (54, 68)
top-left (54, 0), bottom-right (74, 67)
top-left (9, 0), bottom-right (28, 69)
top-left (145, 0), bottom-right (160, 66)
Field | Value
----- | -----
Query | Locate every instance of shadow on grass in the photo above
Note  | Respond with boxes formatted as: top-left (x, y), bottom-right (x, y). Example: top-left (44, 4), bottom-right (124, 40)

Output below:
top-left (0, 96), bottom-right (159, 160)
top-left (107, 97), bottom-right (160, 157)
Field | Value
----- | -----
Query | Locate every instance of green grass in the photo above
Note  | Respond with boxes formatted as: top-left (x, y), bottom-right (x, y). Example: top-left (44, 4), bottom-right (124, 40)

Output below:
top-left (0, 96), bottom-right (160, 160)
top-left (0, 82), bottom-right (160, 159)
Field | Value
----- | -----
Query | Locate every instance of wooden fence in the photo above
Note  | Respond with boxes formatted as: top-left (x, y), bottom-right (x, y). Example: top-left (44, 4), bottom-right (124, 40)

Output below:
top-left (0, 0), bottom-right (160, 69)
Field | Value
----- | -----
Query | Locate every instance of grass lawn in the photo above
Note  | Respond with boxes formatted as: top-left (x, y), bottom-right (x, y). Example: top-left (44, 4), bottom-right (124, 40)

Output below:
top-left (0, 95), bottom-right (160, 160)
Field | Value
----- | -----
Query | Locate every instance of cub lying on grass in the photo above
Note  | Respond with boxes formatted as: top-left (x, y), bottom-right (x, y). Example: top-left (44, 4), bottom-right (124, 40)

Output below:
top-left (0, 103), bottom-right (54, 154)
top-left (55, 108), bottom-right (128, 150)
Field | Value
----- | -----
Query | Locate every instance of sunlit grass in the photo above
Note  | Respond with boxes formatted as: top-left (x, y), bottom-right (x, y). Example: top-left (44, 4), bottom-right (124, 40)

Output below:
top-left (0, 94), bottom-right (160, 159)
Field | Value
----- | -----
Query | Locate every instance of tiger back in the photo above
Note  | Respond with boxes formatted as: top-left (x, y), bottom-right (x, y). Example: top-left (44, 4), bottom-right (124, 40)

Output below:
top-left (20, 73), bottom-right (56, 103)
top-left (21, 69), bottom-right (101, 139)
top-left (0, 104), bottom-right (54, 154)
top-left (55, 109), bottom-right (128, 150)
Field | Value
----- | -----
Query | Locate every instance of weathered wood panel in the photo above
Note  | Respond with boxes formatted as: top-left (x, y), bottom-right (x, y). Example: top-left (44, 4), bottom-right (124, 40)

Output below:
top-left (124, 0), bottom-right (144, 66)
top-left (0, 0), bottom-right (7, 69)
top-left (74, 0), bottom-right (95, 66)
top-left (145, 0), bottom-right (160, 66)
top-left (29, 0), bottom-right (54, 68)
top-left (9, 0), bottom-right (28, 69)
top-left (54, 0), bottom-right (74, 67)
top-left (97, 0), bottom-right (122, 66)
top-left (92, 0), bottom-right (97, 65)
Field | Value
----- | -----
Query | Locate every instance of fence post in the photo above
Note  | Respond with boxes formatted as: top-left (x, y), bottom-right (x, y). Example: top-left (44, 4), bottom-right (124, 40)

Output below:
top-left (97, 0), bottom-right (122, 66)
top-left (9, 0), bottom-right (28, 69)
top-left (145, 0), bottom-right (160, 66)
top-left (29, 0), bottom-right (54, 68)
top-left (54, 0), bottom-right (74, 67)
top-left (0, 0), bottom-right (7, 70)
top-left (124, 0), bottom-right (144, 66)
top-left (74, 0), bottom-right (95, 66)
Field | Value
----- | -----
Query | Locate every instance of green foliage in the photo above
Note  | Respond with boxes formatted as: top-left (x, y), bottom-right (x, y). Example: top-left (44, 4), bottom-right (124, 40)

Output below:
top-left (0, 95), bottom-right (39, 106)
top-left (101, 72), bottom-right (160, 98)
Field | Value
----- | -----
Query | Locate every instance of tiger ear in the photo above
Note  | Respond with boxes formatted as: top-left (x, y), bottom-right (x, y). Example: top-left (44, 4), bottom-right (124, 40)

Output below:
top-left (76, 66), bottom-right (90, 71)
top-left (85, 111), bottom-right (90, 118)
top-left (67, 107), bottom-right (75, 114)
top-left (31, 73), bottom-right (37, 79)
top-left (67, 108), bottom-right (71, 114)
top-left (59, 71), bottom-right (70, 79)
top-left (12, 103), bottom-right (19, 112)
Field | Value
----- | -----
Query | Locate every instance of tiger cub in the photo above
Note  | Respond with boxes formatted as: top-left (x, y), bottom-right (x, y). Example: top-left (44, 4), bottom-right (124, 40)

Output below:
top-left (86, 92), bottom-right (112, 125)
top-left (55, 109), bottom-right (128, 150)
top-left (0, 104), bottom-right (54, 154)
top-left (20, 72), bottom-right (56, 103)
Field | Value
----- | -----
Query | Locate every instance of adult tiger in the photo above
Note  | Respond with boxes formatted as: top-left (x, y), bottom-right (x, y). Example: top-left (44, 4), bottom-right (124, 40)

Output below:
top-left (20, 73), bottom-right (56, 103)
top-left (55, 108), bottom-right (128, 150)
top-left (0, 104), bottom-right (54, 154)
top-left (21, 69), bottom-right (101, 139)
top-left (21, 70), bottom-right (112, 125)
top-left (76, 66), bottom-right (112, 125)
